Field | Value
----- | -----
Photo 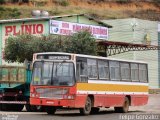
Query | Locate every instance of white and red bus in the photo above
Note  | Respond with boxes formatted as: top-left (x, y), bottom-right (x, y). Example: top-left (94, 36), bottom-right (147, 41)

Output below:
top-left (30, 52), bottom-right (148, 115)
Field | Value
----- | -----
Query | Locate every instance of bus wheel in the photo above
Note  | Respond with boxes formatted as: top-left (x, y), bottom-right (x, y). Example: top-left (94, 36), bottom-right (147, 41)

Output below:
top-left (13, 104), bottom-right (24, 111)
top-left (26, 104), bottom-right (37, 112)
top-left (90, 107), bottom-right (100, 114)
top-left (45, 106), bottom-right (56, 115)
top-left (79, 97), bottom-right (92, 115)
top-left (114, 97), bottom-right (129, 113)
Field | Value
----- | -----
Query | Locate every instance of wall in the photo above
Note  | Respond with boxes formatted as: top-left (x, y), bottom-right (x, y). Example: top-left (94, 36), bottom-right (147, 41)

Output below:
top-left (103, 18), bottom-right (159, 88)
top-left (0, 20), bottom-right (49, 65)
top-left (158, 23), bottom-right (160, 89)
top-left (0, 15), bottom-right (105, 66)
top-left (56, 15), bottom-right (101, 25)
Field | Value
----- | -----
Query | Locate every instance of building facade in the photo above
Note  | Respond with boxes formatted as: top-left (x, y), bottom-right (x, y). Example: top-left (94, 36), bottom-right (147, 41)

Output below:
top-left (0, 14), bottom-right (110, 65)
top-left (103, 18), bottom-right (159, 88)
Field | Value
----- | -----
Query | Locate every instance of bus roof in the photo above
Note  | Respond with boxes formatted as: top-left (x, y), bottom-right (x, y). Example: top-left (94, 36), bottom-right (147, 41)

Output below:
top-left (34, 52), bottom-right (148, 64)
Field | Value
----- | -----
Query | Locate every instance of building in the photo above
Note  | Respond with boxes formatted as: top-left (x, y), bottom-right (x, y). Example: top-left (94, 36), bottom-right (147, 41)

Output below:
top-left (0, 14), bottom-right (111, 65)
top-left (102, 18), bottom-right (159, 89)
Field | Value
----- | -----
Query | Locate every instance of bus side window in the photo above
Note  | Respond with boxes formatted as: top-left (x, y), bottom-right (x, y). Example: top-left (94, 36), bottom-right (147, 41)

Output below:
top-left (76, 62), bottom-right (88, 82)
top-left (131, 63), bottom-right (139, 82)
top-left (87, 59), bottom-right (98, 79)
top-left (120, 62), bottom-right (131, 81)
top-left (98, 60), bottom-right (109, 80)
top-left (109, 61), bottom-right (120, 81)
top-left (139, 64), bottom-right (148, 82)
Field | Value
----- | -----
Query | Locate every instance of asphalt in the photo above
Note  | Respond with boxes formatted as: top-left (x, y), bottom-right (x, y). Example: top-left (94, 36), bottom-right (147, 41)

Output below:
top-left (0, 94), bottom-right (160, 120)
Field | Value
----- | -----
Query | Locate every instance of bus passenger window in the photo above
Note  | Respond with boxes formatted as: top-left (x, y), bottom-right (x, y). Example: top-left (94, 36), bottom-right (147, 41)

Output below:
top-left (139, 64), bottom-right (147, 82)
top-left (87, 59), bottom-right (98, 79)
top-left (109, 61), bottom-right (120, 81)
top-left (76, 62), bottom-right (88, 82)
top-left (131, 63), bottom-right (139, 82)
top-left (120, 62), bottom-right (130, 81)
top-left (98, 60), bottom-right (109, 80)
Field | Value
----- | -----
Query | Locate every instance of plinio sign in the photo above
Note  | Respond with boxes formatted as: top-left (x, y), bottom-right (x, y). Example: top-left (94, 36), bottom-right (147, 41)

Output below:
top-left (5, 24), bottom-right (43, 36)
top-left (50, 20), bottom-right (108, 40)
top-left (1, 21), bottom-right (47, 65)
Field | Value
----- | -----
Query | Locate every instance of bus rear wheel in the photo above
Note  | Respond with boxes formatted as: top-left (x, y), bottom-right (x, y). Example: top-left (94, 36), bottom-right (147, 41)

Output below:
top-left (45, 106), bottom-right (56, 115)
top-left (90, 107), bottom-right (100, 114)
top-left (79, 96), bottom-right (92, 115)
top-left (26, 105), bottom-right (44, 112)
top-left (114, 97), bottom-right (129, 113)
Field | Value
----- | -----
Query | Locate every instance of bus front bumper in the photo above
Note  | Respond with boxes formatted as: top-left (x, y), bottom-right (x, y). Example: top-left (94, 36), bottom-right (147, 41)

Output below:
top-left (30, 97), bottom-right (77, 108)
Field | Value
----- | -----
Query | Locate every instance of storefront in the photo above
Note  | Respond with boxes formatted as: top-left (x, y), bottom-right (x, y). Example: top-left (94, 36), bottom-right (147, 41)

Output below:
top-left (0, 14), bottom-right (111, 65)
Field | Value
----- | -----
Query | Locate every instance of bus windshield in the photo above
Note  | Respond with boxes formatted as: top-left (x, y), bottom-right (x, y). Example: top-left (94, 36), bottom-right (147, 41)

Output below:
top-left (32, 61), bottom-right (75, 86)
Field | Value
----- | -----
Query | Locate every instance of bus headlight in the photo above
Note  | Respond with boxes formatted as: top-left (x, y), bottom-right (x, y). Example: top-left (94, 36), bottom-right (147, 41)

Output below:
top-left (63, 95), bottom-right (74, 99)
top-left (31, 93), bottom-right (39, 98)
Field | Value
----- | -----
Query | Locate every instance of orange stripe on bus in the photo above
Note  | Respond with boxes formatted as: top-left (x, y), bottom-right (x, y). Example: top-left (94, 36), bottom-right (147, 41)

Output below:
top-left (77, 83), bottom-right (148, 92)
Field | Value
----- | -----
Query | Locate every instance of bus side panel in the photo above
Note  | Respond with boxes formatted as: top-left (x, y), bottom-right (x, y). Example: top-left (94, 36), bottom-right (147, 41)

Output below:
top-left (93, 95), bottom-right (105, 107)
top-left (74, 94), bottom-right (87, 108)
top-left (93, 94), bottom-right (125, 107)
top-left (104, 95), bottom-right (125, 107)
top-left (131, 95), bottom-right (148, 106)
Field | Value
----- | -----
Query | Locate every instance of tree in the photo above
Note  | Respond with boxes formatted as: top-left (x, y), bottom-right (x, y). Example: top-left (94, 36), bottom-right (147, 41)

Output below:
top-left (4, 34), bottom-right (66, 62)
top-left (65, 30), bottom-right (97, 55)
top-left (4, 30), bottom-right (97, 63)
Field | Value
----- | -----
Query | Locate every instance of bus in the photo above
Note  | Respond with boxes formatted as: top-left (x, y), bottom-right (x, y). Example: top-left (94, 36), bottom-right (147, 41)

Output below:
top-left (30, 52), bottom-right (148, 115)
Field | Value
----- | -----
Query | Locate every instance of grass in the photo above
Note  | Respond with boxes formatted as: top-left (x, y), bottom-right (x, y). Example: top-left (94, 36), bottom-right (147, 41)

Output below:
top-left (0, 0), bottom-right (160, 20)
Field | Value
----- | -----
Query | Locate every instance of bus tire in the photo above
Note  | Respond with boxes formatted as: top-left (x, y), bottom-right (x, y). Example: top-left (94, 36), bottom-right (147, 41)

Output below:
top-left (13, 104), bottom-right (24, 111)
top-left (46, 106), bottom-right (56, 115)
top-left (114, 97), bottom-right (129, 113)
top-left (26, 104), bottom-right (37, 112)
top-left (90, 107), bottom-right (100, 114)
top-left (79, 96), bottom-right (92, 115)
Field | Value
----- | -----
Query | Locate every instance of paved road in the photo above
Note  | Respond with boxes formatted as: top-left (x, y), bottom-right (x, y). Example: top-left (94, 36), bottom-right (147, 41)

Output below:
top-left (0, 94), bottom-right (160, 120)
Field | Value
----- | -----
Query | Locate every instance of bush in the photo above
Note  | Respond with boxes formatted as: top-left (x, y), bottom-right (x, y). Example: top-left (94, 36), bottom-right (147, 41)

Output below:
top-left (0, 7), bottom-right (21, 19)
top-left (55, 0), bottom-right (69, 6)
top-left (0, 0), bottom-right (5, 4)
top-left (115, 0), bottom-right (132, 4)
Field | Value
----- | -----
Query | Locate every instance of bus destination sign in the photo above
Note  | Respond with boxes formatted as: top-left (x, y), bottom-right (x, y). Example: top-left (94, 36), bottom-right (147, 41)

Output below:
top-left (48, 56), bottom-right (70, 60)
top-left (37, 54), bottom-right (71, 60)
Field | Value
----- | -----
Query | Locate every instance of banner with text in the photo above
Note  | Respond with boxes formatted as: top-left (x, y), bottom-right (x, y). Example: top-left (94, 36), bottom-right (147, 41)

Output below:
top-left (50, 20), bottom-right (108, 40)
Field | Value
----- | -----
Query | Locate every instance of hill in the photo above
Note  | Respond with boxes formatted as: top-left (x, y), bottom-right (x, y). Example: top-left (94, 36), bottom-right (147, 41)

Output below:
top-left (0, 0), bottom-right (160, 21)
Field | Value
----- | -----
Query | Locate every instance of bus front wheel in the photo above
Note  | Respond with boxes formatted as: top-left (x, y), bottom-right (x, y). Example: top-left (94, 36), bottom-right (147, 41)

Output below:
top-left (79, 96), bottom-right (92, 115)
top-left (114, 97), bottom-right (129, 113)
top-left (46, 106), bottom-right (56, 115)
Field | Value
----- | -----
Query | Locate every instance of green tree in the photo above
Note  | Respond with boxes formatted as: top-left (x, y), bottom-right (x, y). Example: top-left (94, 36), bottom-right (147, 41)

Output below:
top-left (66, 30), bottom-right (97, 55)
top-left (4, 34), bottom-right (66, 62)
top-left (4, 30), bottom-right (97, 63)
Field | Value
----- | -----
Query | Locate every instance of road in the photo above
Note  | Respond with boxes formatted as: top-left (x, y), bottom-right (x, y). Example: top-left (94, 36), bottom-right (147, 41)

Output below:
top-left (0, 94), bottom-right (160, 120)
